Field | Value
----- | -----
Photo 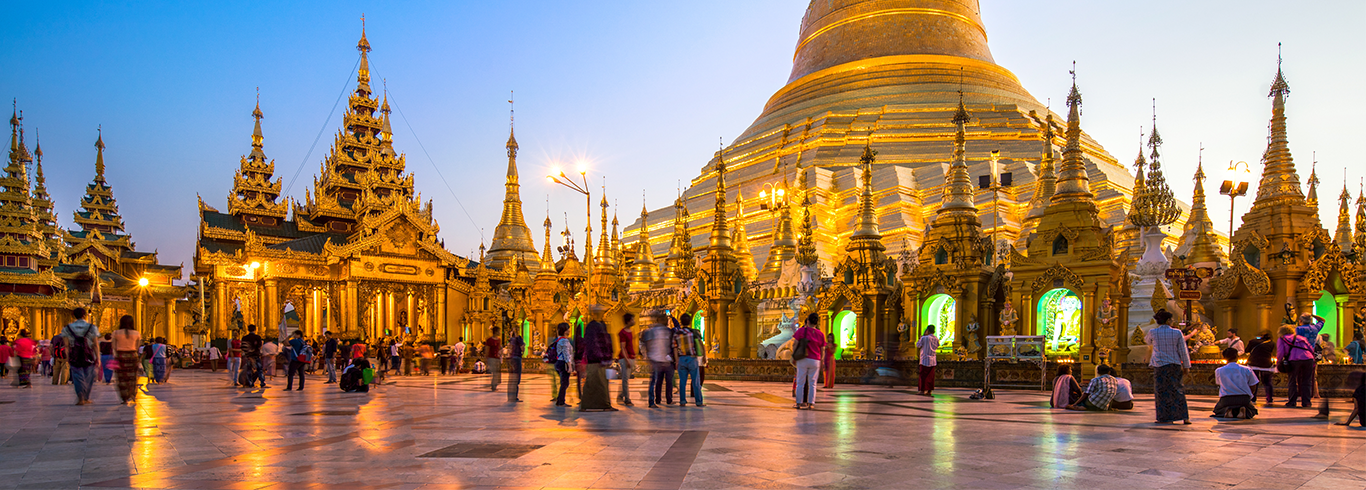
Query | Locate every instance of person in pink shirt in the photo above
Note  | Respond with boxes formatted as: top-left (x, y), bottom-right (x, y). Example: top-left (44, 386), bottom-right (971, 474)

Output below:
top-left (13, 330), bottom-right (37, 387)
top-left (0, 337), bottom-right (10, 379)
top-left (792, 313), bottom-right (826, 410)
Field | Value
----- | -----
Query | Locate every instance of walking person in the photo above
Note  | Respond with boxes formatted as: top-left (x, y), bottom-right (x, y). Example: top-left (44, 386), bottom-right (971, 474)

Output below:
top-left (150, 338), bottom-right (169, 384)
top-left (227, 332), bottom-right (242, 386)
top-left (792, 313), bottom-right (826, 409)
top-left (1246, 331), bottom-right (1277, 405)
top-left (99, 333), bottom-right (115, 383)
top-left (62, 307), bottom-right (101, 405)
top-left (552, 323), bottom-right (574, 407)
top-left (284, 330), bottom-right (309, 391)
top-left (111, 316), bottom-right (140, 404)
top-left (1146, 310), bottom-right (1191, 424)
top-left (640, 310), bottom-right (673, 408)
top-left (241, 325), bottom-right (266, 388)
top-left (580, 312), bottom-right (617, 411)
top-left (0, 337), bottom-right (10, 379)
top-left (674, 313), bottom-right (705, 407)
top-left (51, 333), bottom-right (69, 385)
top-left (485, 327), bottom-right (502, 392)
top-left (451, 337), bottom-right (466, 375)
top-left (261, 338), bottom-right (279, 380)
top-left (617, 313), bottom-right (637, 407)
top-left (206, 343), bottom-right (221, 373)
top-left (1277, 324), bottom-right (1316, 407)
top-left (917, 325), bottom-right (939, 395)
top-left (323, 332), bottom-right (339, 383)
top-left (13, 330), bottom-right (36, 388)
top-left (823, 332), bottom-right (837, 389)
top-left (507, 329), bottom-right (524, 403)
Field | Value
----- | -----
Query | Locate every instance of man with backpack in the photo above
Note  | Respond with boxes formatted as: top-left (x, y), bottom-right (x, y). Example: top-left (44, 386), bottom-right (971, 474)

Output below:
top-left (284, 330), bottom-right (310, 391)
top-left (61, 307), bottom-right (101, 405)
top-left (240, 325), bottom-right (266, 388)
top-left (323, 331), bottom-right (339, 383)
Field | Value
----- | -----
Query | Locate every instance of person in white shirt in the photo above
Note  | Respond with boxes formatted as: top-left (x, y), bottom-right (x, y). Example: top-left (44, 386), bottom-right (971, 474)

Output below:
top-left (1212, 347), bottom-right (1259, 419)
top-left (1215, 329), bottom-right (1245, 355)
top-left (1111, 369), bottom-right (1134, 410)
top-left (916, 325), bottom-right (940, 395)
top-left (261, 340), bottom-right (280, 379)
top-left (451, 338), bottom-right (466, 375)
top-left (207, 345), bottom-right (222, 372)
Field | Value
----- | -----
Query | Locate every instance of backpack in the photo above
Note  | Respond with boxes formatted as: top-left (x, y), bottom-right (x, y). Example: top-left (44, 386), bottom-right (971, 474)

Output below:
top-left (542, 338), bottom-right (559, 364)
top-left (296, 344), bottom-right (312, 364)
top-left (66, 325), bottom-right (97, 368)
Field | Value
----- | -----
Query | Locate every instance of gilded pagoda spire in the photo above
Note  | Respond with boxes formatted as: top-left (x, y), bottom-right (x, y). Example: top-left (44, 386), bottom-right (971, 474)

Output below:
top-left (1355, 182), bottom-right (1366, 250)
top-left (661, 194), bottom-right (696, 286)
top-left (486, 110), bottom-right (540, 273)
top-left (1051, 66), bottom-right (1094, 203)
top-left (1175, 157), bottom-right (1226, 264)
top-left (67, 129), bottom-right (132, 253)
top-left (611, 209), bottom-right (623, 268)
top-left (1335, 176), bottom-right (1353, 252)
top-left (761, 181), bottom-right (797, 279)
top-left (1305, 156), bottom-right (1320, 207)
top-left (732, 190), bottom-right (758, 282)
top-left (228, 95), bottom-right (287, 220)
top-left (1025, 113), bottom-right (1058, 222)
top-left (1128, 105), bottom-right (1180, 228)
top-left (540, 211), bottom-right (556, 273)
top-left (938, 84), bottom-right (976, 216)
top-left (30, 131), bottom-right (60, 254)
top-left (709, 152), bottom-right (732, 249)
top-left (594, 191), bottom-right (616, 271)
top-left (795, 173), bottom-right (817, 266)
top-left (627, 201), bottom-right (660, 291)
top-left (1250, 48), bottom-right (1305, 208)
top-left (0, 106), bottom-right (41, 256)
top-left (852, 142), bottom-right (882, 238)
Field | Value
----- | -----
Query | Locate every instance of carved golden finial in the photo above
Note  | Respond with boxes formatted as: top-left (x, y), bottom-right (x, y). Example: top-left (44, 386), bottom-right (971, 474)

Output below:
top-left (94, 126), bottom-right (105, 180)
top-left (1336, 167), bottom-right (1353, 251)
top-left (1052, 62), bottom-right (1093, 202)
top-left (1129, 101), bottom-right (1179, 227)
top-left (358, 14), bottom-right (371, 53)
top-left (1306, 151), bottom-right (1319, 206)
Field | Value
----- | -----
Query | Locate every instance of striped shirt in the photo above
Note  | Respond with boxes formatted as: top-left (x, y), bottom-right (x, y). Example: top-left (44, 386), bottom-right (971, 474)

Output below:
top-left (1145, 325), bottom-right (1191, 368)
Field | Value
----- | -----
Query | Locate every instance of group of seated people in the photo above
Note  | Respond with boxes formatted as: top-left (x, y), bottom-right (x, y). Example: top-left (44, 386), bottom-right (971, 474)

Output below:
top-left (1051, 364), bottom-right (1133, 411)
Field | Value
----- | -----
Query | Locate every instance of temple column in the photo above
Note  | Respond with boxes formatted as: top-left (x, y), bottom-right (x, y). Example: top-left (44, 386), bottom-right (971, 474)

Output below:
top-left (1116, 296), bottom-right (1132, 362)
top-left (437, 287), bottom-right (449, 343)
top-left (165, 301), bottom-right (177, 344)
top-left (406, 292), bottom-right (415, 336)
top-left (214, 280), bottom-right (228, 338)
top-left (135, 292), bottom-right (147, 338)
top-left (345, 281), bottom-right (358, 338)
top-left (718, 302), bottom-right (734, 358)
top-left (264, 280), bottom-right (279, 336)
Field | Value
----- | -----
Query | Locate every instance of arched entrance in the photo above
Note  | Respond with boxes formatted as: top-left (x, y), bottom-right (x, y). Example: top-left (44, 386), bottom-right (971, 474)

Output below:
top-left (1313, 290), bottom-right (1339, 344)
top-left (833, 310), bottom-right (857, 358)
top-left (1038, 288), bottom-right (1082, 356)
top-left (921, 294), bottom-right (956, 352)
top-left (692, 310), bottom-right (705, 340)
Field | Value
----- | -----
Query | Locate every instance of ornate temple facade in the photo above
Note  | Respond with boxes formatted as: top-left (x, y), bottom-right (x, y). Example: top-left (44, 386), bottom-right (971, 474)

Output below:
top-left (0, 110), bottom-right (184, 342)
top-left (194, 30), bottom-right (473, 343)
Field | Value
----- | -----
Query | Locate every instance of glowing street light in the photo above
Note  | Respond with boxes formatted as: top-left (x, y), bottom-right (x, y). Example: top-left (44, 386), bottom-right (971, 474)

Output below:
top-left (546, 163), bottom-right (596, 304)
top-left (138, 277), bottom-right (149, 287)
top-left (1219, 160), bottom-right (1251, 245)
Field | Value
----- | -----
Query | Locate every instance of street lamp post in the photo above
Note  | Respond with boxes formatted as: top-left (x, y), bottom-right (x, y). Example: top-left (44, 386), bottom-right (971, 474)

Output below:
top-left (1219, 160), bottom-right (1251, 250)
top-left (547, 167), bottom-right (594, 304)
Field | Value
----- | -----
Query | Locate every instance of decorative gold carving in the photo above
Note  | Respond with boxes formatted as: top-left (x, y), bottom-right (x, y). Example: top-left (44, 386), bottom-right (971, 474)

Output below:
top-left (1030, 263), bottom-right (1083, 294)
top-left (1210, 232), bottom-right (1271, 299)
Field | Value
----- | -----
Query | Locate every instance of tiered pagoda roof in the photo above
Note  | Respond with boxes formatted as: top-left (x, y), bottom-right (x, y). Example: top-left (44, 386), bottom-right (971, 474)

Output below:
top-left (0, 109), bottom-right (46, 269)
top-left (226, 97), bottom-right (288, 222)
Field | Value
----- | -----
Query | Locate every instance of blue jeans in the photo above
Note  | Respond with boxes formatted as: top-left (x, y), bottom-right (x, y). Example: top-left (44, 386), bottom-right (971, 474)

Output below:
top-left (649, 361), bottom-right (671, 406)
top-left (100, 354), bottom-right (114, 382)
top-left (247, 357), bottom-right (266, 387)
top-left (554, 360), bottom-right (571, 405)
top-left (71, 365), bottom-right (96, 402)
top-left (677, 356), bottom-right (702, 404)
top-left (227, 357), bottom-right (241, 385)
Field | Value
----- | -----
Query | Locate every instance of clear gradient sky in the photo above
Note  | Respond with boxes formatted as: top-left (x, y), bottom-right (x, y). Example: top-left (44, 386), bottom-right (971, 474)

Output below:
top-left (2, 1), bottom-right (1361, 279)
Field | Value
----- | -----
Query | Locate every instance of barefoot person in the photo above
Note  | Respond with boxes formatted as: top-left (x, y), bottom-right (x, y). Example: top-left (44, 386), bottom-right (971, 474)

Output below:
top-left (916, 325), bottom-right (939, 395)
top-left (1145, 310), bottom-right (1190, 424)
top-left (1212, 347), bottom-right (1259, 419)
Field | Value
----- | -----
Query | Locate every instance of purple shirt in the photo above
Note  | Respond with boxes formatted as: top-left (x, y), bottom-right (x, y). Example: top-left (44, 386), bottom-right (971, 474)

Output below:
top-left (1277, 335), bottom-right (1315, 362)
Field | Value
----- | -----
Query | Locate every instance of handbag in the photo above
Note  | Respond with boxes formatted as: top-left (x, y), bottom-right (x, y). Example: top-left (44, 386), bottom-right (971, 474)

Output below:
top-left (6, 357), bottom-right (17, 369)
top-left (792, 337), bottom-right (809, 362)
top-left (1277, 337), bottom-right (1309, 373)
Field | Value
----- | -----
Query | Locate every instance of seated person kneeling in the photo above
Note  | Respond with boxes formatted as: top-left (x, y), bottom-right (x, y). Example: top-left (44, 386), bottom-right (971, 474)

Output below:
top-left (1212, 347), bottom-right (1259, 419)
top-left (472, 359), bottom-right (487, 374)
top-left (1067, 364), bottom-right (1120, 411)
top-left (1111, 367), bottom-right (1134, 410)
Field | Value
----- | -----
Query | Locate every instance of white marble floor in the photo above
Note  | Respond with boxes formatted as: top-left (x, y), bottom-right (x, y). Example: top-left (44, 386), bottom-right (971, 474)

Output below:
top-left (1, 369), bottom-right (1364, 489)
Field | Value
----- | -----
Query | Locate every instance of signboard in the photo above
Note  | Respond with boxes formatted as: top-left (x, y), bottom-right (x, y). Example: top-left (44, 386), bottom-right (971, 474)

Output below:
top-left (1177, 290), bottom-right (1202, 300)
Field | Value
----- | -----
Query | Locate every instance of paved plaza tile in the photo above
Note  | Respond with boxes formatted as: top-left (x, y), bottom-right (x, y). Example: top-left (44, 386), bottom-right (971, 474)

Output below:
top-left (1, 370), bottom-right (1365, 489)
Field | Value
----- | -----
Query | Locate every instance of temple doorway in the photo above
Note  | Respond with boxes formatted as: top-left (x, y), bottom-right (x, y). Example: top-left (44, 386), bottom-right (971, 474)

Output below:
top-left (1313, 290), bottom-right (1340, 345)
top-left (691, 311), bottom-right (705, 340)
top-left (833, 310), bottom-right (857, 358)
top-left (921, 293), bottom-right (956, 352)
top-left (1038, 288), bottom-right (1082, 356)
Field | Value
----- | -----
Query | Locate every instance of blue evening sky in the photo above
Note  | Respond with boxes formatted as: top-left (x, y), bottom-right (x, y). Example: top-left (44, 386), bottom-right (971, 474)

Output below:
top-left (2, 1), bottom-right (1361, 277)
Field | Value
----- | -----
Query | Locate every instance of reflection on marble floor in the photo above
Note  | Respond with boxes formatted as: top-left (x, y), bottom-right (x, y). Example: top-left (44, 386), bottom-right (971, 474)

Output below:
top-left (1, 371), bottom-right (1365, 489)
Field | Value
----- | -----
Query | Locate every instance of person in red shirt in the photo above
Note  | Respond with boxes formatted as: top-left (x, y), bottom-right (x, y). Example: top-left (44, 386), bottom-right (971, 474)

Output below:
top-left (484, 327), bottom-right (502, 392)
top-left (13, 330), bottom-right (37, 387)
top-left (0, 337), bottom-right (10, 379)
top-left (792, 313), bottom-right (827, 410)
top-left (617, 313), bottom-right (637, 407)
top-left (350, 340), bottom-right (367, 360)
top-left (227, 332), bottom-right (243, 386)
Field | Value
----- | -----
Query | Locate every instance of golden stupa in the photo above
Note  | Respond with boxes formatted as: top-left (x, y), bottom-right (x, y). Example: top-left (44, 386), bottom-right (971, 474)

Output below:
top-left (627, 0), bottom-right (1140, 277)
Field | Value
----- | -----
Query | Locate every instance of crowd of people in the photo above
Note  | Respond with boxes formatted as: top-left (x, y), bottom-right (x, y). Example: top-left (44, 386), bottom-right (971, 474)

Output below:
top-left (4, 306), bottom-right (1364, 426)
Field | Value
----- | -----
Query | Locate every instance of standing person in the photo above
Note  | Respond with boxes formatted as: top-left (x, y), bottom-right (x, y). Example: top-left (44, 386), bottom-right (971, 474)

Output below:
top-left (823, 332), bottom-right (837, 389)
top-left (323, 332), bottom-right (339, 383)
top-left (111, 316), bottom-right (140, 403)
top-left (13, 330), bottom-right (36, 388)
top-left (792, 313), bottom-right (826, 410)
top-left (284, 330), bottom-right (308, 391)
top-left (484, 327), bottom-right (502, 392)
top-left (1145, 310), bottom-right (1191, 424)
top-left (62, 308), bottom-right (101, 405)
top-left (227, 332), bottom-right (242, 386)
top-left (580, 312), bottom-right (617, 411)
top-left (1346, 331), bottom-right (1365, 365)
top-left (51, 333), bottom-right (69, 385)
top-left (350, 339), bottom-right (367, 361)
top-left (674, 313), bottom-right (705, 407)
top-left (390, 339), bottom-right (402, 374)
top-left (617, 313), bottom-right (637, 407)
top-left (552, 323), bottom-right (574, 407)
top-left (1212, 347), bottom-right (1260, 419)
top-left (1245, 331), bottom-right (1277, 405)
top-left (0, 336), bottom-right (9, 379)
top-left (640, 310), bottom-right (673, 409)
top-left (437, 343), bottom-right (451, 375)
top-left (507, 329), bottom-right (524, 403)
top-left (662, 317), bottom-right (681, 405)
top-left (99, 334), bottom-right (115, 383)
top-left (916, 325), bottom-right (940, 395)
top-left (1216, 329), bottom-right (1245, 355)
top-left (451, 337), bottom-right (466, 375)
top-left (150, 338), bottom-right (168, 384)
top-left (418, 343), bottom-right (434, 376)
top-left (241, 325), bottom-right (266, 388)
top-left (1277, 324), bottom-right (1315, 408)
top-left (206, 343), bottom-right (221, 373)
top-left (261, 338), bottom-right (279, 380)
